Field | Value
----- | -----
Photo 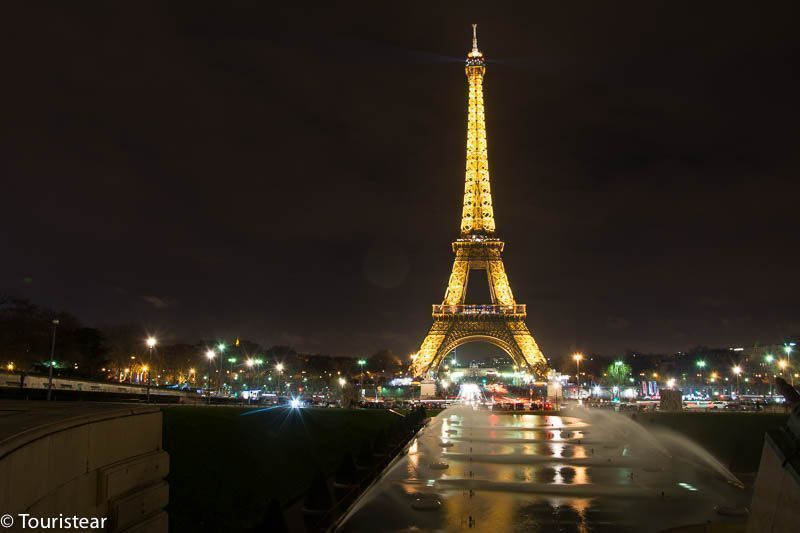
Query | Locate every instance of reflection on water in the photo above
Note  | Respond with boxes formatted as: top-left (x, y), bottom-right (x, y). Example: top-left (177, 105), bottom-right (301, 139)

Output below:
top-left (338, 406), bottom-right (747, 532)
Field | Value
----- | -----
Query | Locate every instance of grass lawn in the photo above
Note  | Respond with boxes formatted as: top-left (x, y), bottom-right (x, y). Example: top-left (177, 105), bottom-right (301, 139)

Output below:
top-left (636, 411), bottom-right (787, 472)
top-left (162, 406), bottom-right (405, 532)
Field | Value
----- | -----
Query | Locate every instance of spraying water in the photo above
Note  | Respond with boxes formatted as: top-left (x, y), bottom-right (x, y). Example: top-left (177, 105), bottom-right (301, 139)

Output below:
top-left (337, 405), bottom-right (748, 532)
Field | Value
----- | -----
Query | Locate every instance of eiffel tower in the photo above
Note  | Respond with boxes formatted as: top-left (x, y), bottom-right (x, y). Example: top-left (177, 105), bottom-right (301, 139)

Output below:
top-left (410, 26), bottom-right (549, 379)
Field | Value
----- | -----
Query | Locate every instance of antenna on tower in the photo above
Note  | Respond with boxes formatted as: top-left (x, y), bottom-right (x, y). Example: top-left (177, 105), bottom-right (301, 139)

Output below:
top-left (472, 24), bottom-right (479, 53)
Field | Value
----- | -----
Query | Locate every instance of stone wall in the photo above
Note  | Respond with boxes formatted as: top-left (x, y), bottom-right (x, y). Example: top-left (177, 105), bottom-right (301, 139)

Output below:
top-left (748, 429), bottom-right (800, 532)
top-left (0, 403), bottom-right (169, 533)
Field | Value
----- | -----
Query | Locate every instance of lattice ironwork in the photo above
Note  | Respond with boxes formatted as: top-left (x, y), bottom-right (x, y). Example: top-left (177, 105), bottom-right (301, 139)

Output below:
top-left (460, 28), bottom-right (495, 236)
top-left (409, 27), bottom-right (550, 379)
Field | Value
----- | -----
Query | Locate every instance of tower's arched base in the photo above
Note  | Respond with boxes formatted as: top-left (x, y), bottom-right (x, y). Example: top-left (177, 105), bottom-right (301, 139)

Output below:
top-left (410, 314), bottom-right (548, 378)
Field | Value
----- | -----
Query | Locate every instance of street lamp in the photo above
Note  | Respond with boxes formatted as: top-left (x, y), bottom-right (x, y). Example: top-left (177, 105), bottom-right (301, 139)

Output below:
top-left (573, 353), bottom-right (583, 382)
top-left (216, 343), bottom-right (226, 394)
top-left (205, 349), bottom-right (216, 403)
top-left (47, 319), bottom-right (60, 401)
top-left (227, 357), bottom-right (237, 395)
top-left (254, 359), bottom-right (263, 393)
top-left (732, 365), bottom-right (742, 397)
top-left (573, 353), bottom-right (583, 403)
top-left (764, 354), bottom-right (775, 395)
top-left (145, 337), bottom-right (157, 403)
top-left (357, 359), bottom-right (367, 397)
top-left (338, 377), bottom-right (346, 387)
top-left (245, 359), bottom-right (254, 402)
top-left (695, 360), bottom-right (706, 397)
top-left (275, 363), bottom-right (284, 396)
top-left (785, 345), bottom-right (794, 385)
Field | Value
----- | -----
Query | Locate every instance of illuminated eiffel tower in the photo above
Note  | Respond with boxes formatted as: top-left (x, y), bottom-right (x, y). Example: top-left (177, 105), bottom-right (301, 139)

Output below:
top-left (410, 25), bottom-right (549, 378)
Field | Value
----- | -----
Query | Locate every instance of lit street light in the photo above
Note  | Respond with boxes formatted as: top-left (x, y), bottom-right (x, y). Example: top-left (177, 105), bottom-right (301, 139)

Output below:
top-left (764, 354), bottom-right (775, 396)
top-left (732, 365), bottom-right (742, 397)
top-left (785, 345), bottom-right (794, 385)
top-left (226, 357), bottom-right (237, 395)
top-left (47, 319), bottom-right (59, 401)
top-left (573, 353), bottom-right (583, 402)
top-left (216, 343), bottom-right (226, 395)
top-left (695, 360), bottom-right (706, 397)
top-left (245, 359), bottom-right (254, 403)
top-left (145, 337), bottom-right (157, 403)
top-left (254, 359), bottom-right (263, 392)
top-left (275, 363), bottom-right (284, 396)
top-left (358, 359), bottom-right (367, 397)
top-left (205, 349), bottom-right (216, 403)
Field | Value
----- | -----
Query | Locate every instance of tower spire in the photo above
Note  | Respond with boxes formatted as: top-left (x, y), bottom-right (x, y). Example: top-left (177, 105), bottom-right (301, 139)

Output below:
top-left (461, 24), bottom-right (495, 236)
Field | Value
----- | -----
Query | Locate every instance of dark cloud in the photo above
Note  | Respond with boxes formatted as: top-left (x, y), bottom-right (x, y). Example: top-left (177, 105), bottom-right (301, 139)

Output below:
top-left (141, 295), bottom-right (177, 309)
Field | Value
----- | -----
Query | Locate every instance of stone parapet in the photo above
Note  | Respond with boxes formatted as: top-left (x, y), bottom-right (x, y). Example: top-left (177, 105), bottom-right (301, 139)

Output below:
top-left (0, 402), bottom-right (169, 533)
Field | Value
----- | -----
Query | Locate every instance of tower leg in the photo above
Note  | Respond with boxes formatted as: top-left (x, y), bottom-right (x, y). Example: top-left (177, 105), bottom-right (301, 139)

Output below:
top-left (410, 321), bottom-right (450, 377)
top-left (506, 320), bottom-right (549, 376)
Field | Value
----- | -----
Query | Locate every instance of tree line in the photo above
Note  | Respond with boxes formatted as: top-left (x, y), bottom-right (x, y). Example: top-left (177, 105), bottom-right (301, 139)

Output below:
top-left (0, 297), bottom-right (406, 382)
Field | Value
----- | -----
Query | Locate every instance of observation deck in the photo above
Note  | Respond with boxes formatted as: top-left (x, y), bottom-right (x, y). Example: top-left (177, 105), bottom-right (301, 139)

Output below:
top-left (432, 304), bottom-right (526, 317)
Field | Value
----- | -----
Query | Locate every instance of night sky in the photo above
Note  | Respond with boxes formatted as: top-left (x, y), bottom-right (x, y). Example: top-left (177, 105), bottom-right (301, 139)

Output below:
top-left (3, 2), bottom-right (799, 362)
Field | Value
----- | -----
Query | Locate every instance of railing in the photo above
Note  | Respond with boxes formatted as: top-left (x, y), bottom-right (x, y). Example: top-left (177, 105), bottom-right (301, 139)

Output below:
top-left (432, 304), bottom-right (526, 316)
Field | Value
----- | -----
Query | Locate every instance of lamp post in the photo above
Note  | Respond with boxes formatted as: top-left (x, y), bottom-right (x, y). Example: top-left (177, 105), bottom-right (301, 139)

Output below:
top-left (696, 360), bottom-right (706, 398)
top-left (573, 353), bottom-right (583, 401)
top-left (778, 359), bottom-right (788, 382)
top-left (245, 358), bottom-right (254, 403)
top-left (254, 359), bottom-right (263, 395)
top-left (216, 343), bottom-right (226, 395)
top-left (338, 377), bottom-right (347, 406)
top-left (765, 354), bottom-right (774, 396)
top-left (205, 349), bottom-right (216, 404)
top-left (275, 363), bottom-right (284, 397)
top-left (146, 337), bottom-right (157, 403)
top-left (784, 345), bottom-right (794, 385)
top-left (732, 365), bottom-right (742, 397)
top-left (358, 359), bottom-right (367, 397)
top-left (227, 357), bottom-right (237, 396)
top-left (47, 319), bottom-right (59, 401)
